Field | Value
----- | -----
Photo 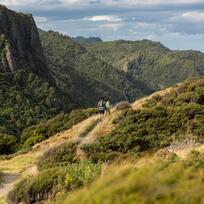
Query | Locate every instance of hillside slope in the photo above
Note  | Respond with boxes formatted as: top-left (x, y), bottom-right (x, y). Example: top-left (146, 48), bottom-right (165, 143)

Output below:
top-left (86, 40), bottom-right (204, 91)
top-left (81, 77), bottom-right (204, 162)
top-left (40, 31), bottom-right (145, 104)
top-left (0, 6), bottom-right (65, 144)
top-left (2, 77), bottom-right (204, 204)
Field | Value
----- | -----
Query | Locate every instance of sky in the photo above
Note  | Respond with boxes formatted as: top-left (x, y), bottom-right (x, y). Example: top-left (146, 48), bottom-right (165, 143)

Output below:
top-left (0, 0), bottom-right (204, 52)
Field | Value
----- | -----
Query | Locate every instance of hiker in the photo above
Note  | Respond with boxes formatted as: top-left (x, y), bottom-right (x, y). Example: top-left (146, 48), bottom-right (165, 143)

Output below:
top-left (97, 97), bottom-right (106, 118)
top-left (105, 98), bottom-right (111, 115)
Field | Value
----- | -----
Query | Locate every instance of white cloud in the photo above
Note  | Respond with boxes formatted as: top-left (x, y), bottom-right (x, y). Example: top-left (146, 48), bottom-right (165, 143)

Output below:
top-left (0, 0), bottom-right (39, 7)
top-left (84, 15), bottom-right (122, 22)
top-left (181, 11), bottom-right (204, 23)
top-left (168, 11), bottom-right (204, 23)
top-left (101, 0), bottom-right (203, 6)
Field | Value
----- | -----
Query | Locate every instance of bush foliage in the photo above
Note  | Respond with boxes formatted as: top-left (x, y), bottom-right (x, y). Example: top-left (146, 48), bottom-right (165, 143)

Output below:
top-left (38, 142), bottom-right (79, 170)
top-left (0, 70), bottom-right (60, 138)
top-left (21, 108), bottom-right (97, 146)
top-left (9, 161), bottom-right (101, 204)
top-left (82, 78), bottom-right (204, 162)
top-left (55, 152), bottom-right (204, 204)
top-left (0, 134), bottom-right (17, 154)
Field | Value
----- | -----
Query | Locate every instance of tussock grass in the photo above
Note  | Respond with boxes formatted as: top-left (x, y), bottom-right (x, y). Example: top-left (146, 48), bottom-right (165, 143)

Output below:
top-left (9, 161), bottom-right (102, 204)
top-left (52, 151), bottom-right (204, 204)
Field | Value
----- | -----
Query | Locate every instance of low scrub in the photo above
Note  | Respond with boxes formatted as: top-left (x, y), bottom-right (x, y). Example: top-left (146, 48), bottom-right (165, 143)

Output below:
top-left (82, 78), bottom-right (204, 162)
top-left (21, 108), bottom-right (97, 146)
top-left (0, 134), bottom-right (17, 154)
top-left (38, 142), bottom-right (79, 170)
top-left (9, 161), bottom-right (101, 204)
top-left (52, 152), bottom-right (204, 204)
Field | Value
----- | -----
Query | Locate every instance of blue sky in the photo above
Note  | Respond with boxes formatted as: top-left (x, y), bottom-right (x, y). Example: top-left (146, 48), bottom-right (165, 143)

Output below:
top-left (0, 0), bottom-right (204, 52)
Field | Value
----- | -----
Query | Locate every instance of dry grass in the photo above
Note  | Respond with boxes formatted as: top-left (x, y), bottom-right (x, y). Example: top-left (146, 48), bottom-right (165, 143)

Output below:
top-left (81, 111), bottom-right (121, 145)
top-left (0, 115), bottom-right (99, 174)
top-left (0, 115), bottom-right (100, 203)
top-left (131, 86), bottom-right (175, 110)
top-left (0, 152), bottom-right (40, 173)
top-left (168, 143), bottom-right (204, 159)
top-left (33, 115), bottom-right (99, 152)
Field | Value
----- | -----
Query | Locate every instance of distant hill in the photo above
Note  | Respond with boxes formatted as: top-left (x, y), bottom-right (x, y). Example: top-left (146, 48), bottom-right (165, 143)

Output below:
top-left (40, 30), bottom-right (145, 104)
top-left (85, 40), bottom-right (204, 91)
top-left (72, 36), bottom-right (102, 45)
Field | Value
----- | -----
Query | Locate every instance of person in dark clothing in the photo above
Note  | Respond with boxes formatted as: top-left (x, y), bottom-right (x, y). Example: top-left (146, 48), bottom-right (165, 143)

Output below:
top-left (97, 97), bottom-right (106, 118)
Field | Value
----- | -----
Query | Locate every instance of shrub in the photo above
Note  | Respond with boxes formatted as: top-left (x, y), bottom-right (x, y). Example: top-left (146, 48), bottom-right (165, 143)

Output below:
top-left (0, 134), bottom-right (17, 154)
top-left (8, 168), bottom-right (67, 204)
top-left (56, 153), bottom-right (204, 204)
top-left (82, 79), bottom-right (204, 162)
top-left (21, 108), bottom-right (98, 144)
top-left (9, 161), bottom-right (101, 204)
top-left (22, 135), bottom-right (45, 149)
top-left (38, 142), bottom-right (79, 170)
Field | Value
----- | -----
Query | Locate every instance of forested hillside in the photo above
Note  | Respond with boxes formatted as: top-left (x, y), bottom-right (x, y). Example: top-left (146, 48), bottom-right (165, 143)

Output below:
top-left (40, 31), bottom-right (145, 104)
top-left (86, 40), bottom-right (204, 91)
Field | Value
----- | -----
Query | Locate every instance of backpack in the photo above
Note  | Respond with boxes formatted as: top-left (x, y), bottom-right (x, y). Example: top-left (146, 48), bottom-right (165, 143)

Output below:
top-left (98, 100), bottom-right (105, 110)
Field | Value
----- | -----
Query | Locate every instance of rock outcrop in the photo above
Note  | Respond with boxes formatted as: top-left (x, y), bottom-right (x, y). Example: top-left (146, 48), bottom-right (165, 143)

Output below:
top-left (0, 5), bottom-right (47, 76)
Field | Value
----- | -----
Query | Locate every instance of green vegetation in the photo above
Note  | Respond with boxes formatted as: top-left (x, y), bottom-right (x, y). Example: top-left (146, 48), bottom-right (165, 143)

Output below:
top-left (7, 77), bottom-right (204, 204)
top-left (9, 160), bottom-right (101, 203)
top-left (52, 151), bottom-right (204, 204)
top-left (2, 27), bottom-right (204, 155)
top-left (40, 30), bottom-right (144, 105)
top-left (38, 142), bottom-right (79, 170)
top-left (0, 70), bottom-right (62, 151)
top-left (0, 134), bottom-right (17, 154)
top-left (82, 78), bottom-right (204, 162)
top-left (21, 108), bottom-right (97, 148)
top-left (86, 40), bottom-right (204, 92)
top-left (0, 70), bottom-right (60, 137)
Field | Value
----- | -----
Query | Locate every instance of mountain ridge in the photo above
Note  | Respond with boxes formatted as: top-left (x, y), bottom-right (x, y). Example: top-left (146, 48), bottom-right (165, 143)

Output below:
top-left (85, 39), bottom-right (204, 91)
top-left (0, 5), bottom-right (48, 78)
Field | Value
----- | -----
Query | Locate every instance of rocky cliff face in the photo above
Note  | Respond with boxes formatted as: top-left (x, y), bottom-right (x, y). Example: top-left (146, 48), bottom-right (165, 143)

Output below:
top-left (0, 5), bottom-right (47, 76)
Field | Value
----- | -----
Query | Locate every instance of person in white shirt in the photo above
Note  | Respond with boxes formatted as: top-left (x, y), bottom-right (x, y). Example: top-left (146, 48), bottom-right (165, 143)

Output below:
top-left (105, 98), bottom-right (111, 115)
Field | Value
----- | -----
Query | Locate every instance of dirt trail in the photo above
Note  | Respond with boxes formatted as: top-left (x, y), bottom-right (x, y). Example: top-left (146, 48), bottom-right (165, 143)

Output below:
top-left (81, 111), bottom-right (120, 145)
top-left (0, 173), bottom-right (20, 198)
top-left (33, 115), bottom-right (99, 152)
top-left (0, 113), bottom-right (115, 201)
top-left (0, 82), bottom-right (201, 202)
top-left (0, 115), bottom-right (100, 202)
